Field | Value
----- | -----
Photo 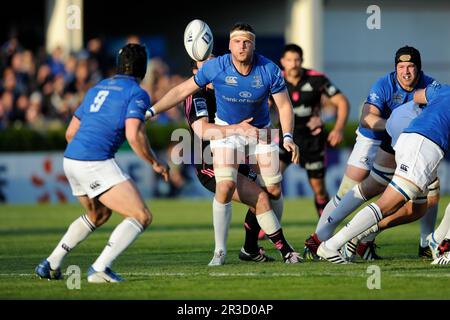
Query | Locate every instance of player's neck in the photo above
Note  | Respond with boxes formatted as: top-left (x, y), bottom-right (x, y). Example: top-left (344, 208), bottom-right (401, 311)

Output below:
top-left (231, 56), bottom-right (253, 76)
top-left (285, 74), bottom-right (301, 86)
top-left (397, 78), bottom-right (419, 92)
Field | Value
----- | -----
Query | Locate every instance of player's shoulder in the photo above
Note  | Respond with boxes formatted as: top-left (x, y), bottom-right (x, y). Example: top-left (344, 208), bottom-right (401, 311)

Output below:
top-left (204, 54), bottom-right (228, 71)
top-left (371, 72), bottom-right (395, 91)
top-left (304, 68), bottom-right (326, 78)
top-left (420, 72), bottom-right (436, 86)
top-left (255, 53), bottom-right (279, 70)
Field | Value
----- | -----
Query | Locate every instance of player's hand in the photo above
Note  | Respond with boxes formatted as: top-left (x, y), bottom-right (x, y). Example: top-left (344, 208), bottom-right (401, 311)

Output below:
top-left (236, 118), bottom-right (259, 139)
top-left (327, 128), bottom-right (344, 147)
top-left (307, 116), bottom-right (323, 136)
top-left (283, 139), bottom-right (300, 164)
top-left (152, 161), bottom-right (170, 182)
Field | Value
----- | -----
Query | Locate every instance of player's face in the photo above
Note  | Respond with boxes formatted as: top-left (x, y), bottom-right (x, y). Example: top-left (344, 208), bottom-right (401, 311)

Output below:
top-left (229, 38), bottom-right (254, 63)
top-left (281, 51), bottom-right (302, 77)
top-left (396, 62), bottom-right (418, 89)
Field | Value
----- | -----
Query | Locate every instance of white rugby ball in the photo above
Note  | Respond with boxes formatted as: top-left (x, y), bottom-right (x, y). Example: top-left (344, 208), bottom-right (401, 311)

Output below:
top-left (184, 19), bottom-right (214, 61)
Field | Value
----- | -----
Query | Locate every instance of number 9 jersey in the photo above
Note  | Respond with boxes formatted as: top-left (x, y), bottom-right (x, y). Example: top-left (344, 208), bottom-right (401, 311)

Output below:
top-left (64, 75), bottom-right (151, 161)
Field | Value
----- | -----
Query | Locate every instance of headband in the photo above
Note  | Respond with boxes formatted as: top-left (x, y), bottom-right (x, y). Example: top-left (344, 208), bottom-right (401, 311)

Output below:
top-left (230, 30), bottom-right (256, 43)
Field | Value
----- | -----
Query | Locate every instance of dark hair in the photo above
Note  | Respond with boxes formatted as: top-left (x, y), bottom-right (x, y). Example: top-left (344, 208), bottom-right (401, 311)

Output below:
top-left (282, 44), bottom-right (303, 60)
top-left (117, 43), bottom-right (148, 79)
top-left (230, 22), bottom-right (255, 34)
top-left (395, 45), bottom-right (421, 71)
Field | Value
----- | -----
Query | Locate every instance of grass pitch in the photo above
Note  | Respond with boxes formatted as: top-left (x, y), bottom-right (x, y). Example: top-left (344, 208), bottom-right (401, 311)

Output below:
top-left (0, 197), bottom-right (449, 300)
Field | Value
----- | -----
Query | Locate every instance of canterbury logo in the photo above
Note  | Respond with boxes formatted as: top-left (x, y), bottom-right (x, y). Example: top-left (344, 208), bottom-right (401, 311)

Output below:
top-left (400, 164), bottom-right (409, 173)
top-left (62, 243), bottom-right (72, 252)
top-left (89, 181), bottom-right (101, 190)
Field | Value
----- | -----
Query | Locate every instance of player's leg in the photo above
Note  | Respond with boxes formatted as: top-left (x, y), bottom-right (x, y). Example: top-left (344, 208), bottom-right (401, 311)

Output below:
top-left (303, 131), bottom-right (329, 218)
top-left (344, 200), bottom-right (429, 261)
top-left (208, 144), bottom-right (241, 264)
top-left (36, 158), bottom-right (112, 280)
top-left (231, 174), bottom-right (275, 262)
top-left (257, 160), bottom-right (287, 240)
top-left (318, 182), bottom-right (407, 264)
top-left (419, 179), bottom-right (440, 257)
top-left (36, 196), bottom-right (111, 280)
top-left (429, 196), bottom-right (450, 256)
top-left (309, 177), bottom-right (329, 217)
top-left (251, 142), bottom-right (301, 263)
top-left (314, 133), bottom-right (380, 245)
top-left (306, 147), bottom-right (393, 260)
top-left (432, 203), bottom-right (450, 264)
top-left (83, 179), bottom-right (150, 283)
top-left (319, 133), bottom-right (443, 263)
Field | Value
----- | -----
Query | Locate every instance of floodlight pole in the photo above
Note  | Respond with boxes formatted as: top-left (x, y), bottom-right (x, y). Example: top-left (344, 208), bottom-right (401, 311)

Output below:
top-left (45, 0), bottom-right (84, 55)
top-left (285, 0), bottom-right (323, 72)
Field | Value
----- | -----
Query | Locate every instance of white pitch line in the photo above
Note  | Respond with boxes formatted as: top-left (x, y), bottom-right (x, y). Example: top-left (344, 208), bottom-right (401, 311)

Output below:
top-left (1, 272), bottom-right (449, 278)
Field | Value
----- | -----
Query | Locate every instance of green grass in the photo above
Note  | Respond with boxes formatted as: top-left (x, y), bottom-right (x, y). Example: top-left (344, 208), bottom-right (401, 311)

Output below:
top-left (0, 197), bottom-right (449, 300)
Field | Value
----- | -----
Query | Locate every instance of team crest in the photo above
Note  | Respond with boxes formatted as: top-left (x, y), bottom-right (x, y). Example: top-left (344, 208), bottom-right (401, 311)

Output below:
top-left (393, 93), bottom-right (404, 104)
top-left (251, 75), bottom-right (263, 89)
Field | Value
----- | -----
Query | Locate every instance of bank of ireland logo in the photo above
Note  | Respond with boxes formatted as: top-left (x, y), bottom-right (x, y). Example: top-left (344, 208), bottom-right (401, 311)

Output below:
top-left (239, 91), bottom-right (252, 98)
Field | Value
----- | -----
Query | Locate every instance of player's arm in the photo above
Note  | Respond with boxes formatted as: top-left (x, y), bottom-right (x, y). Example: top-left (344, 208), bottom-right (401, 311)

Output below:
top-left (413, 89), bottom-right (427, 104)
top-left (191, 117), bottom-right (258, 141)
top-left (326, 93), bottom-right (350, 146)
top-left (272, 89), bottom-right (300, 164)
top-left (65, 116), bottom-right (81, 143)
top-left (146, 77), bottom-right (200, 119)
top-left (125, 118), bottom-right (169, 182)
top-left (360, 103), bottom-right (386, 131)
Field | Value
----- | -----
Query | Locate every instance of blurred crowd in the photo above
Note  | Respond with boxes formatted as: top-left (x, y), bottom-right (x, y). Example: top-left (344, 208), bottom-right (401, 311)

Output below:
top-left (0, 35), bottom-right (187, 131)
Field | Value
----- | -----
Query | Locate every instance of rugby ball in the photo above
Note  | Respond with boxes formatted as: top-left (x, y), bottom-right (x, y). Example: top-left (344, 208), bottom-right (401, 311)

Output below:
top-left (184, 19), bottom-right (214, 61)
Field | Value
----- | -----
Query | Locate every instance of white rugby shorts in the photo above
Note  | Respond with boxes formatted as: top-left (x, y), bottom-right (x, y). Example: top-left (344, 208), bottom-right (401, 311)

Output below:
top-left (346, 129), bottom-right (381, 170)
top-left (394, 133), bottom-right (444, 191)
top-left (63, 158), bottom-right (130, 198)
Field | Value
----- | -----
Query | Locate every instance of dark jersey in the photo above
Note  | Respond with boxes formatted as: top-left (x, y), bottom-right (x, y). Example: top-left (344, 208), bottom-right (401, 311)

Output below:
top-left (184, 88), bottom-right (216, 172)
top-left (285, 68), bottom-right (341, 136)
top-left (184, 88), bottom-right (257, 189)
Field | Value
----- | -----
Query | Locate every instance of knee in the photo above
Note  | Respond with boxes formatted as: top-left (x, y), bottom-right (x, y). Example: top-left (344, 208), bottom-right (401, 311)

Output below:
top-left (256, 191), bottom-right (271, 212)
top-left (87, 207), bottom-right (112, 227)
top-left (216, 180), bottom-right (236, 198)
top-left (427, 195), bottom-right (440, 208)
top-left (310, 182), bottom-right (328, 199)
top-left (134, 207), bottom-right (152, 229)
top-left (265, 184), bottom-right (282, 200)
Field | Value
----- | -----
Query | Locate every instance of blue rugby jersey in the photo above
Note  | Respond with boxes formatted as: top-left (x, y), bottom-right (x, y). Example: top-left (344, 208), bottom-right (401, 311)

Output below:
top-left (64, 75), bottom-right (150, 160)
top-left (194, 53), bottom-right (286, 128)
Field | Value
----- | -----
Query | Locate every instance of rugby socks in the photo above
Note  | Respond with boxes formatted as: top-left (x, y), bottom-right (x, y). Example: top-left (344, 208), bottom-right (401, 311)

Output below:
top-left (314, 194), bottom-right (330, 218)
top-left (316, 186), bottom-right (366, 241)
top-left (243, 208), bottom-right (261, 254)
top-left (420, 204), bottom-right (438, 247)
top-left (434, 203), bottom-right (450, 243)
top-left (212, 198), bottom-right (232, 255)
top-left (47, 214), bottom-right (95, 270)
top-left (315, 195), bottom-right (340, 241)
top-left (270, 195), bottom-right (284, 222)
top-left (327, 203), bottom-right (382, 251)
top-left (358, 224), bottom-right (381, 243)
top-left (256, 210), bottom-right (292, 257)
top-left (92, 217), bottom-right (143, 272)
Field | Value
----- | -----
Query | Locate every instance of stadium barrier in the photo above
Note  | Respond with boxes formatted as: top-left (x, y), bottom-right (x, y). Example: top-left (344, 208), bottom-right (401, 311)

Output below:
top-left (1, 149), bottom-right (449, 204)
